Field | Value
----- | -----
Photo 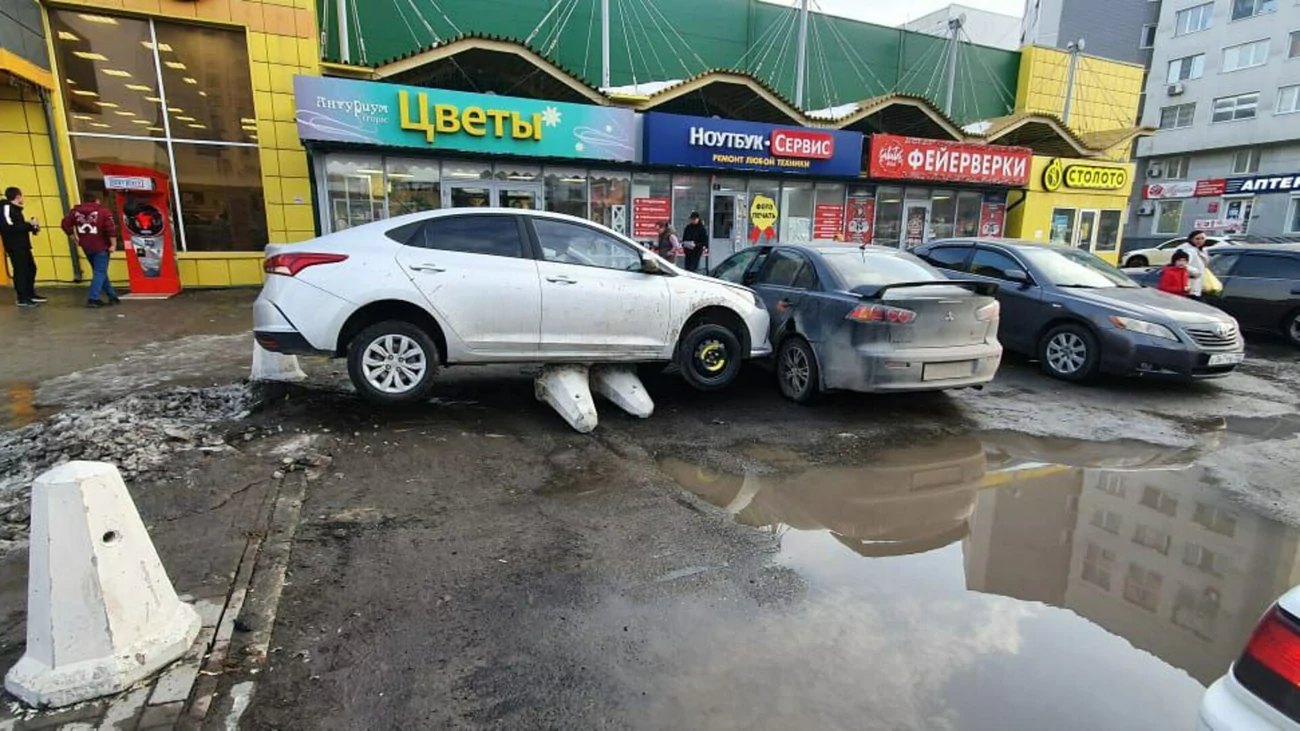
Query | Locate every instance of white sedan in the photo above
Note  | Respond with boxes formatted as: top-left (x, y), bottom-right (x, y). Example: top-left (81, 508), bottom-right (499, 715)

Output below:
top-left (253, 208), bottom-right (772, 405)
top-left (1122, 236), bottom-right (1235, 268)
top-left (1198, 585), bottom-right (1300, 730)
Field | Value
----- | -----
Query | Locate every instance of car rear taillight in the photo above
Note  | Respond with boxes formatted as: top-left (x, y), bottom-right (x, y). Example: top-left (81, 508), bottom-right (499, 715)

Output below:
top-left (847, 304), bottom-right (917, 324)
top-left (975, 301), bottom-right (1000, 321)
top-left (1243, 608), bottom-right (1300, 686)
top-left (264, 253), bottom-right (348, 276)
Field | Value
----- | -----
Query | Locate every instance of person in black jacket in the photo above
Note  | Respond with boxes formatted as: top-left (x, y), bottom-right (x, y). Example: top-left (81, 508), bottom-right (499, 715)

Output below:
top-left (681, 211), bottom-right (709, 273)
top-left (1, 187), bottom-right (44, 307)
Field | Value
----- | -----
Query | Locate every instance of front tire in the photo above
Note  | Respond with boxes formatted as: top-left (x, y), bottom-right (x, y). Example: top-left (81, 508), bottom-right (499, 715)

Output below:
top-left (1039, 323), bottom-right (1099, 383)
top-left (676, 323), bottom-right (743, 392)
top-left (1285, 309), bottom-right (1300, 347)
top-left (347, 320), bottom-right (440, 405)
top-left (776, 336), bottom-right (820, 403)
top-left (1125, 255), bottom-right (1149, 268)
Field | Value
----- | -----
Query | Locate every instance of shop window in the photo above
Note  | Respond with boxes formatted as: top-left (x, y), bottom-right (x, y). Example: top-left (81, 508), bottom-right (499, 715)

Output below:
top-left (544, 167), bottom-right (588, 219)
top-left (778, 181), bottom-right (814, 243)
top-left (589, 170), bottom-right (630, 235)
top-left (1154, 200), bottom-right (1184, 235)
top-left (51, 11), bottom-right (164, 138)
top-left (748, 179), bottom-right (781, 243)
top-left (495, 164), bottom-right (540, 182)
top-left (955, 191), bottom-right (983, 237)
top-left (71, 135), bottom-right (175, 240)
top-left (929, 190), bottom-right (957, 240)
top-left (631, 172), bottom-right (672, 243)
top-left (1096, 210), bottom-right (1122, 252)
top-left (386, 158), bottom-right (441, 217)
top-left (1288, 197), bottom-right (1300, 234)
top-left (172, 143), bottom-right (266, 251)
top-left (874, 187), bottom-right (903, 246)
top-left (443, 161), bottom-right (493, 183)
top-left (1049, 208), bottom-right (1077, 245)
top-left (671, 174), bottom-right (710, 237)
top-left (813, 183), bottom-right (845, 242)
top-left (153, 21), bottom-right (257, 143)
top-left (325, 156), bottom-right (385, 231)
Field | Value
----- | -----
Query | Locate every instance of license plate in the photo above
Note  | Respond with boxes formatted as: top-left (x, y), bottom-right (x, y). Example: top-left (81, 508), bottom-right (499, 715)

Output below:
top-left (1208, 352), bottom-right (1244, 366)
top-left (923, 360), bottom-right (975, 381)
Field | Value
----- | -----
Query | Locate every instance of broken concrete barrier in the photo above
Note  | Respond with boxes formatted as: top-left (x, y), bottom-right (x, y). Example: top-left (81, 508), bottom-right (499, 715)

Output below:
top-left (4, 461), bottom-right (201, 708)
top-left (535, 364), bottom-right (598, 433)
top-left (250, 340), bottom-right (306, 383)
top-left (590, 365), bottom-right (654, 419)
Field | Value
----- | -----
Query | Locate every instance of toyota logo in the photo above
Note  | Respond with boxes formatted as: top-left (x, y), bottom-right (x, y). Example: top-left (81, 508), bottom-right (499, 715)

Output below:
top-left (1215, 323), bottom-right (1235, 337)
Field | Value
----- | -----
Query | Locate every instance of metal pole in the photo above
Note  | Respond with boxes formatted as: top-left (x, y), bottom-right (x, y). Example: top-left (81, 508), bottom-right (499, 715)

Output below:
top-left (337, 0), bottom-right (350, 64)
top-left (601, 0), bottom-right (611, 89)
top-left (795, 0), bottom-right (809, 107)
top-left (944, 17), bottom-right (963, 117)
top-left (1063, 39), bottom-right (1084, 123)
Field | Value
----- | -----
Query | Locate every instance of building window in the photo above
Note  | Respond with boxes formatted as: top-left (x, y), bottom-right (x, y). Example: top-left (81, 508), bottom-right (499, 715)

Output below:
top-left (385, 158), bottom-right (441, 218)
top-left (1231, 0), bottom-right (1276, 21)
top-left (1049, 208), bottom-right (1077, 245)
top-left (1184, 543), bottom-right (1228, 576)
top-left (874, 186), bottom-right (904, 246)
top-left (1140, 485), bottom-right (1179, 517)
top-left (1192, 502), bottom-right (1238, 537)
top-left (929, 190), bottom-right (958, 240)
top-left (1096, 473), bottom-right (1127, 497)
top-left (778, 180), bottom-right (815, 242)
top-left (1290, 30), bottom-right (1300, 58)
top-left (543, 167), bottom-right (590, 220)
top-left (1278, 84), bottom-right (1300, 115)
top-left (1212, 92), bottom-right (1260, 123)
top-left (52, 10), bottom-right (264, 252)
top-left (1082, 542), bottom-right (1116, 590)
top-left (1167, 54), bottom-right (1206, 83)
top-left (1159, 103), bottom-right (1196, 129)
top-left (1124, 563), bottom-right (1164, 612)
top-left (955, 191), bottom-right (983, 237)
top-left (1289, 197), bottom-right (1300, 234)
top-left (1154, 200), bottom-right (1185, 234)
top-left (325, 155), bottom-right (385, 231)
top-left (1090, 508), bottom-right (1122, 534)
top-left (1097, 210), bottom-right (1122, 252)
top-left (1231, 149), bottom-right (1262, 174)
top-left (1140, 24), bottom-right (1158, 48)
top-left (1133, 524), bottom-right (1172, 555)
top-left (1175, 3), bottom-right (1215, 35)
top-left (1172, 585), bottom-right (1221, 641)
top-left (1163, 156), bottom-right (1192, 179)
top-left (1223, 40), bottom-right (1271, 72)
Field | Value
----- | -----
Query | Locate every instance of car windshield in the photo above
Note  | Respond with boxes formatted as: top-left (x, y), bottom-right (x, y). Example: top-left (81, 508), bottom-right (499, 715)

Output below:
top-left (820, 249), bottom-right (944, 286)
top-left (1018, 247), bottom-right (1138, 288)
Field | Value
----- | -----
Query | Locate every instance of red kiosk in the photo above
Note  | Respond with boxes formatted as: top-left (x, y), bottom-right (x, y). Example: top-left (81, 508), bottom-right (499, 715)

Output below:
top-left (99, 164), bottom-right (182, 298)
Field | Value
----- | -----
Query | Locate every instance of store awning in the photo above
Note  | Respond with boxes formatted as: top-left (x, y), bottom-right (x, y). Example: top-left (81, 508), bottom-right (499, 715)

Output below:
top-left (970, 113), bottom-right (1094, 158)
top-left (820, 94), bottom-right (965, 141)
top-left (1079, 126), bottom-right (1156, 154)
top-left (625, 70), bottom-right (806, 126)
top-left (374, 35), bottom-right (611, 106)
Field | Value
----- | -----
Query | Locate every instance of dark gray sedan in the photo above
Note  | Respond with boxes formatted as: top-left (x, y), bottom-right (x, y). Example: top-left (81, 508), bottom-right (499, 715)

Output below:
top-left (912, 239), bottom-right (1245, 382)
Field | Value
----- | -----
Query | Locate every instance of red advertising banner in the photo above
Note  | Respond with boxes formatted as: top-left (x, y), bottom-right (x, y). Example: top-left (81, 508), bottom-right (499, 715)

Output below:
top-left (869, 134), bottom-right (1033, 186)
top-left (979, 202), bottom-right (1007, 238)
top-left (633, 197), bottom-right (670, 239)
top-left (813, 204), bottom-right (844, 240)
top-left (844, 196), bottom-right (875, 243)
top-left (1143, 179), bottom-right (1227, 199)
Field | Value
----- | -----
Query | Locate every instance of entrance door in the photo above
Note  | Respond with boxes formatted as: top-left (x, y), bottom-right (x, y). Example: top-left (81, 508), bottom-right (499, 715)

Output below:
top-left (498, 185), bottom-right (541, 210)
top-left (903, 202), bottom-right (930, 248)
top-left (442, 182), bottom-right (542, 209)
top-left (1076, 210), bottom-right (1099, 251)
top-left (709, 193), bottom-right (739, 269)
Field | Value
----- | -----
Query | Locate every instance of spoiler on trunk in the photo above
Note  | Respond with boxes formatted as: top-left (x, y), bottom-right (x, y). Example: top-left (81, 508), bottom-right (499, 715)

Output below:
top-left (850, 279), bottom-right (999, 299)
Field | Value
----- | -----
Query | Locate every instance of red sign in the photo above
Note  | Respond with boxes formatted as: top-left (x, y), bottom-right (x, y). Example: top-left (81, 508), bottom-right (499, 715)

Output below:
top-left (1196, 179), bottom-right (1227, 197)
top-left (979, 202), bottom-right (1007, 238)
top-left (99, 163), bottom-right (181, 298)
top-left (633, 197), bottom-right (670, 239)
top-left (844, 196), bottom-right (875, 243)
top-left (1143, 179), bottom-right (1227, 199)
top-left (869, 134), bottom-right (1032, 186)
top-left (771, 129), bottom-right (835, 159)
top-left (1207, 202), bottom-right (1220, 214)
top-left (813, 204), bottom-right (844, 240)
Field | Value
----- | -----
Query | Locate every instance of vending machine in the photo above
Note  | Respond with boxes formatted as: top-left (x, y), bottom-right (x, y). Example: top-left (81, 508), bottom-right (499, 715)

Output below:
top-left (99, 164), bottom-right (182, 298)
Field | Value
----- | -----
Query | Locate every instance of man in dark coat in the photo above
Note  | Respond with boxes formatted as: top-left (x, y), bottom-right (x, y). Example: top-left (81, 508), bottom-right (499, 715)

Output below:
top-left (681, 211), bottom-right (709, 273)
top-left (1, 187), bottom-right (44, 307)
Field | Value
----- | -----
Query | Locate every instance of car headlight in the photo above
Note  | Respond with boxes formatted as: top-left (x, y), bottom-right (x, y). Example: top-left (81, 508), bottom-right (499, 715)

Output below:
top-left (750, 290), bottom-right (764, 309)
top-left (1109, 315), bottom-right (1178, 341)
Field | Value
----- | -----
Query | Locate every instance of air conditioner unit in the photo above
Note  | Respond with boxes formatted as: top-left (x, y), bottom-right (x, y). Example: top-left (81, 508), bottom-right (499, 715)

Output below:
top-left (1167, 83), bottom-right (1186, 97)
top-left (1146, 164), bottom-right (1163, 179)
top-left (1138, 202), bottom-right (1155, 216)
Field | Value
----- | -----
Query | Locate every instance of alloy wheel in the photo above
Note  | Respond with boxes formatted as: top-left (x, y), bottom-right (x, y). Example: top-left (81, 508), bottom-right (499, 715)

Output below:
top-left (1046, 332), bottom-right (1088, 375)
top-left (361, 334), bottom-right (428, 394)
top-left (781, 344), bottom-right (810, 395)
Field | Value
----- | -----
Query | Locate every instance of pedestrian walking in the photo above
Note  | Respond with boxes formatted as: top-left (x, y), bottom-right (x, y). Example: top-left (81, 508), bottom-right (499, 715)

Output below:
top-left (1157, 250), bottom-right (1192, 296)
top-left (1174, 230), bottom-right (1212, 298)
top-left (61, 193), bottom-right (121, 307)
top-left (1, 187), bottom-right (45, 307)
top-left (681, 211), bottom-right (709, 273)
top-left (656, 221), bottom-right (680, 264)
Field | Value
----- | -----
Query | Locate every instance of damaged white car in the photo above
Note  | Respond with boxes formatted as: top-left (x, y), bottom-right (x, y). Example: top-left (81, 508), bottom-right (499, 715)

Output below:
top-left (253, 209), bottom-right (771, 405)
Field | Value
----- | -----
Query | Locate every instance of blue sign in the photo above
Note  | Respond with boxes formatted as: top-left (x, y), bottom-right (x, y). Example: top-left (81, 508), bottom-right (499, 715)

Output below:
top-left (642, 113), bottom-right (864, 177)
top-left (1223, 171), bottom-right (1300, 195)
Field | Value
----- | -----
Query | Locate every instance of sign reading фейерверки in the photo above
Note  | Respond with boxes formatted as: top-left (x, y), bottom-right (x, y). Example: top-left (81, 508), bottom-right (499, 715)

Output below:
top-left (641, 112), bottom-right (864, 177)
top-left (292, 76), bottom-right (637, 162)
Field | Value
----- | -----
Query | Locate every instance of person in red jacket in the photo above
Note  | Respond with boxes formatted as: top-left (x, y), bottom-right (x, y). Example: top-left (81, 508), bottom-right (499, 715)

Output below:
top-left (61, 194), bottom-right (120, 307)
top-left (1157, 249), bottom-right (1192, 297)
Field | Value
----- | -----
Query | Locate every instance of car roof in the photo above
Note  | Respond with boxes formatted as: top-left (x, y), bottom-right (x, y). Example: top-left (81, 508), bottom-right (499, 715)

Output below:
top-left (779, 244), bottom-right (916, 256)
top-left (1218, 243), bottom-right (1300, 254)
top-left (368, 206), bottom-right (618, 231)
top-left (923, 238), bottom-right (1075, 253)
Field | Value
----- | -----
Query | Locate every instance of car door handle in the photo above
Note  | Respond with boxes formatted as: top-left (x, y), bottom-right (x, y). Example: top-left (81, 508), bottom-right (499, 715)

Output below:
top-left (546, 275), bottom-right (578, 284)
top-left (409, 263), bottom-right (445, 273)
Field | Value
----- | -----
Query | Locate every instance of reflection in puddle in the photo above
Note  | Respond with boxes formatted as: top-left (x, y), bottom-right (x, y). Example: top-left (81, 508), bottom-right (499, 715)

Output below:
top-left (663, 432), bottom-right (1300, 695)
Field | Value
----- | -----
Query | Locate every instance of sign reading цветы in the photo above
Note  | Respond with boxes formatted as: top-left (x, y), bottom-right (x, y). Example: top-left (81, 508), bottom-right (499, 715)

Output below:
top-left (292, 75), bottom-right (636, 162)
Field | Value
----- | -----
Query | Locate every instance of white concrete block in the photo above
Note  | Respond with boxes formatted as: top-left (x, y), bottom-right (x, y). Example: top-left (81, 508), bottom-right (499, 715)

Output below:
top-left (534, 365), bottom-right (598, 433)
top-left (590, 365), bottom-right (654, 419)
top-left (250, 341), bottom-right (306, 383)
top-left (4, 462), bottom-right (201, 709)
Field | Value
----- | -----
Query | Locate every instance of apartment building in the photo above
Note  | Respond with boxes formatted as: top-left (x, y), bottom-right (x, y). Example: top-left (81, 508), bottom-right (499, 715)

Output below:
top-left (1126, 0), bottom-right (1300, 248)
top-left (903, 3), bottom-right (1023, 50)
top-left (1020, 0), bottom-right (1160, 66)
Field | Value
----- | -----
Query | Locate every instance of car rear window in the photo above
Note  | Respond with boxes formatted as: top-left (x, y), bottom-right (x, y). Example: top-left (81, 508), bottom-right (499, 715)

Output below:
top-left (820, 250), bottom-right (944, 286)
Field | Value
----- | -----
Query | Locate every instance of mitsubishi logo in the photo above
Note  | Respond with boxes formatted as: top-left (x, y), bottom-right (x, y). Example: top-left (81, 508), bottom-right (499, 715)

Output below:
top-left (945, 312), bottom-right (955, 322)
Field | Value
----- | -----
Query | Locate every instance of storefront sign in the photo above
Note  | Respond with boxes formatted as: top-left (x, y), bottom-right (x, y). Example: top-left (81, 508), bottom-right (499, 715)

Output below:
top-left (642, 113), bottom-right (863, 177)
top-left (813, 204), bottom-right (844, 240)
top-left (1142, 179), bottom-right (1226, 199)
top-left (293, 76), bottom-right (636, 162)
top-left (749, 194), bottom-right (779, 242)
top-left (844, 196), bottom-right (875, 244)
top-left (633, 197), bottom-right (670, 239)
top-left (1042, 158), bottom-right (1128, 192)
top-left (869, 134), bottom-right (1032, 186)
top-left (1195, 218), bottom-right (1247, 233)
top-left (103, 175), bottom-right (155, 191)
top-left (1224, 172), bottom-right (1300, 195)
top-left (979, 201), bottom-right (1006, 237)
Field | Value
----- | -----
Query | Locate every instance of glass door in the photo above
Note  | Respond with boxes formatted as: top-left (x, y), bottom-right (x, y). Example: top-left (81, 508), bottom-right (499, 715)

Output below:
top-left (709, 193), bottom-right (738, 267)
top-left (442, 183), bottom-right (541, 209)
top-left (497, 185), bottom-right (541, 210)
top-left (903, 202), bottom-right (930, 248)
top-left (445, 184), bottom-right (492, 209)
top-left (1076, 210), bottom-right (1099, 250)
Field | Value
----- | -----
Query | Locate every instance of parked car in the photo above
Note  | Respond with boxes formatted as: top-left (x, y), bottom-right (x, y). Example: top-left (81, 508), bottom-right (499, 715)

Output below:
top-left (710, 244), bottom-right (1002, 402)
top-left (1122, 235), bottom-right (1236, 268)
top-left (254, 209), bottom-right (772, 405)
top-left (912, 239), bottom-right (1245, 382)
top-left (1131, 244), bottom-right (1300, 346)
top-left (1198, 585), bottom-right (1300, 730)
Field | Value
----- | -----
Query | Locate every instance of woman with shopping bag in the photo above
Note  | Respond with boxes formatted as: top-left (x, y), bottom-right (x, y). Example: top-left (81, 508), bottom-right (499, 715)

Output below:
top-left (1174, 230), bottom-right (1218, 299)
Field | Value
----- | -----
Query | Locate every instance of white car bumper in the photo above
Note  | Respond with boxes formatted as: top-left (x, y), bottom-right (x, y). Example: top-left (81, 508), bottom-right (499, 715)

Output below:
top-left (253, 276), bottom-right (356, 355)
top-left (1199, 672), bottom-right (1299, 731)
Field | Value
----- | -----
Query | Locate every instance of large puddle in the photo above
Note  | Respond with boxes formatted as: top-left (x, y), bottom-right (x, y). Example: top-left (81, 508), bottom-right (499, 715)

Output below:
top-left (657, 425), bottom-right (1300, 729)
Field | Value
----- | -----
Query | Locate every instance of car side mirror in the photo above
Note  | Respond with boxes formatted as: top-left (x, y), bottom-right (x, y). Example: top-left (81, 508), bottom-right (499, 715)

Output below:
top-left (641, 253), bottom-right (663, 275)
top-left (1006, 269), bottom-right (1030, 285)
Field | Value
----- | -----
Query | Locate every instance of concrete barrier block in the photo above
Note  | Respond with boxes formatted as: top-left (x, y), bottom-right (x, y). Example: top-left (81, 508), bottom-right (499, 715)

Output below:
top-left (4, 462), bottom-right (201, 708)
top-left (535, 365), bottom-right (598, 433)
top-left (250, 341), bottom-right (306, 383)
top-left (590, 365), bottom-right (654, 419)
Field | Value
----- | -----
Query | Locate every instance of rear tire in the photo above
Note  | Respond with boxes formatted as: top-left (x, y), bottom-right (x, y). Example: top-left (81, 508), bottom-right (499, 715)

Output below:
top-left (1125, 255), bottom-right (1149, 268)
top-left (676, 323), bottom-right (743, 392)
top-left (776, 336), bottom-right (820, 404)
top-left (346, 320), bottom-right (440, 406)
top-left (1284, 309), bottom-right (1300, 347)
top-left (1038, 323), bottom-right (1099, 383)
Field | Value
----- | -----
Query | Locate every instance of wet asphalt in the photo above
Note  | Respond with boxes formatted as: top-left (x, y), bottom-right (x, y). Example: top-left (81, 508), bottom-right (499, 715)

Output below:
top-left (3, 290), bottom-right (1300, 730)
